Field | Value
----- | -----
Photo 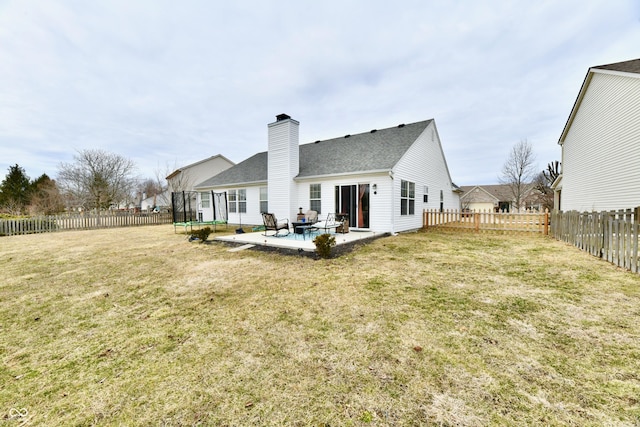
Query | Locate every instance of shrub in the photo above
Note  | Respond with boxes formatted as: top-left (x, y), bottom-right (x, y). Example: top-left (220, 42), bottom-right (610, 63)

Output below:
top-left (313, 233), bottom-right (336, 258)
top-left (189, 227), bottom-right (212, 243)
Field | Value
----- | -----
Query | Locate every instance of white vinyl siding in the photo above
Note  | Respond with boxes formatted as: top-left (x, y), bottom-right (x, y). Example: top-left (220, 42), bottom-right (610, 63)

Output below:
top-left (392, 121), bottom-right (459, 231)
top-left (561, 72), bottom-right (640, 211)
top-left (268, 118), bottom-right (299, 221)
top-left (198, 185), bottom-right (264, 224)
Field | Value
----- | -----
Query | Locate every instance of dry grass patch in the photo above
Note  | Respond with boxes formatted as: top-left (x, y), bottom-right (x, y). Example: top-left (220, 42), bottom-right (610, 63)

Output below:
top-left (1, 227), bottom-right (640, 425)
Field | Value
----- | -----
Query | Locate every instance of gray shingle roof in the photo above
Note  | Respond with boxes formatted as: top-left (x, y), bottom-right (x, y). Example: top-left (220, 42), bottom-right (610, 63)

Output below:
top-left (593, 58), bottom-right (640, 75)
top-left (195, 120), bottom-right (432, 188)
top-left (196, 152), bottom-right (267, 187)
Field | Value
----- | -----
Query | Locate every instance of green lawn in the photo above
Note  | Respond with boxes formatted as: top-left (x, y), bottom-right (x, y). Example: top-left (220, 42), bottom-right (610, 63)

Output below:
top-left (1, 226), bottom-right (639, 426)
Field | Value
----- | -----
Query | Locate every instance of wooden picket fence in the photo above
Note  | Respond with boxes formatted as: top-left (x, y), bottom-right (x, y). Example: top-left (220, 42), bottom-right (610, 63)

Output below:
top-left (551, 209), bottom-right (639, 273)
top-left (423, 209), bottom-right (550, 235)
top-left (0, 211), bottom-right (173, 236)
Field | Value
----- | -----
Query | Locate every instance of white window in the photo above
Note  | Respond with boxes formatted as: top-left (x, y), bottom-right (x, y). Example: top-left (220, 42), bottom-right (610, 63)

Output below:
top-left (259, 187), bottom-right (268, 213)
top-left (401, 180), bottom-right (415, 215)
top-left (309, 184), bottom-right (321, 214)
top-left (228, 190), bottom-right (237, 213)
top-left (200, 192), bottom-right (210, 208)
top-left (238, 189), bottom-right (246, 213)
top-left (228, 189), bottom-right (246, 213)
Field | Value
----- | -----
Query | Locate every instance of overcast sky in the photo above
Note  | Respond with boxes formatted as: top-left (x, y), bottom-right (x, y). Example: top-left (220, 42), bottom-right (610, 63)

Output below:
top-left (1, 0), bottom-right (639, 187)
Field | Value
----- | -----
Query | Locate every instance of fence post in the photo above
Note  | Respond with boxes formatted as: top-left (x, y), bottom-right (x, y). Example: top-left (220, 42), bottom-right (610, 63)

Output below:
top-left (544, 209), bottom-right (549, 235)
top-left (474, 210), bottom-right (480, 233)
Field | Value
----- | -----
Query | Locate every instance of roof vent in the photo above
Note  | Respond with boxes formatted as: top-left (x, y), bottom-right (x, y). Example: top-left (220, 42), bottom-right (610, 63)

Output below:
top-left (276, 113), bottom-right (291, 121)
top-left (344, 134), bottom-right (351, 138)
top-left (370, 129), bottom-right (377, 133)
top-left (315, 140), bottom-right (320, 143)
top-left (398, 123), bottom-right (405, 128)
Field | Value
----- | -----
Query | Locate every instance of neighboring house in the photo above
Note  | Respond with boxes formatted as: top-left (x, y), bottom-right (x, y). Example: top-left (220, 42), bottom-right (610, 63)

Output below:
top-left (194, 114), bottom-right (459, 234)
top-left (166, 154), bottom-right (235, 193)
top-left (459, 184), bottom-right (541, 212)
top-left (141, 190), bottom-right (171, 211)
top-left (166, 154), bottom-right (235, 218)
top-left (554, 58), bottom-right (640, 212)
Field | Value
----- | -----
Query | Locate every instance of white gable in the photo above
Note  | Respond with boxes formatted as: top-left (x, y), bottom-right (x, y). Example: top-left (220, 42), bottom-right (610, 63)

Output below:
top-left (560, 71), bottom-right (640, 211)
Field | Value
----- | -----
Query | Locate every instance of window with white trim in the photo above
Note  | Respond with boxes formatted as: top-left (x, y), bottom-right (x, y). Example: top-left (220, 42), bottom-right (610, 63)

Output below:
top-left (228, 189), bottom-right (247, 213)
top-left (238, 189), bottom-right (246, 213)
top-left (259, 187), bottom-right (268, 213)
top-left (401, 180), bottom-right (415, 215)
top-left (228, 190), bottom-right (237, 213)
top-left (309, 184), bottom-right (321, 214)
top-left (200, 192), bottom-right (210, 208)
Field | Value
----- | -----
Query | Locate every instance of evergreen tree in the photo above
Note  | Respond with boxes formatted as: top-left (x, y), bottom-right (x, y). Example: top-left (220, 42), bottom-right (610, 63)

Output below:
top-left (29, 174), bottom-right (65, 215)
top-left (0, 164), bottom-right (31, 212)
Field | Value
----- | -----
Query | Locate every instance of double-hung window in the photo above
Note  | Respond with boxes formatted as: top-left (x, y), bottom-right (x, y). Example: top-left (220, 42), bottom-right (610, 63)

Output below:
top-left (309, 184), bottom-right (321, 214)
top-left (228, 189), bottom-right (247, 213)
top-left (259, 187), bottom-right (268, 213)
top-left (238, 189), bottom-right (247, 213)
top-left (200, 192), bottom-right (210, 208)
top-left (401, 180), bottom-right (415, 215)
top-left (228, 190), bottom-right (237, 213)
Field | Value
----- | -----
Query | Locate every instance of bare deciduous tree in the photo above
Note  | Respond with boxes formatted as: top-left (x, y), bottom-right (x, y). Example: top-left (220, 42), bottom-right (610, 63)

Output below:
top-left (57, 149), bottom-right (137, 216)
top-left (533, 161), bottom-right (561, 211)
top-left (499, 140), bottom-right (537, 211)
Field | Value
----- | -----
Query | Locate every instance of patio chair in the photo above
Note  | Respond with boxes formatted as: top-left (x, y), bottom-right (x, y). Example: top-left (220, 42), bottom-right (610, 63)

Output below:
top-left (310, 213), bottom-right (344, 234)
top-left (305, 210), bottom-right (318, 224)
top-left (261, 213), bottom-right (290, 237)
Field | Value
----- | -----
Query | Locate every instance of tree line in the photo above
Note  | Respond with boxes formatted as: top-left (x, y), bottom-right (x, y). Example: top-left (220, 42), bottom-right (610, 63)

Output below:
top-left (0, 149), bottom-right (164, 217)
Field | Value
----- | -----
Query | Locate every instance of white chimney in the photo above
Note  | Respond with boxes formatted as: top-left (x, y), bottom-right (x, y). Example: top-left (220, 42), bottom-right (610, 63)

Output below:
top-left (268, 114), bottom-right (299, 221)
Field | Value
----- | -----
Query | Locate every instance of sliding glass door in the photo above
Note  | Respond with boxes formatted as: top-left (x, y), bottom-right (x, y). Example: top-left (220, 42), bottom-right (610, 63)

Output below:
top-left (334, 184), bottom-right (369, 228)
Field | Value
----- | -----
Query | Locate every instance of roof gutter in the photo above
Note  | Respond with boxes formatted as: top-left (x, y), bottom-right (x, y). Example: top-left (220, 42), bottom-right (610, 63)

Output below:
top-left (293, 169), bottom-right (390, 181)
top-left (194, 180), bottom-right (268, 190)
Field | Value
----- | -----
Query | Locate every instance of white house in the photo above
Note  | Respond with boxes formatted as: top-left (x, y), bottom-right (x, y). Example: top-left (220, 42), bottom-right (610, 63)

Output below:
top-left (554, 58), bottom-right (640, 212)
top-left (460, 184), bottom-right (541, 212)
top-left (166, 154), bottom-right (235, 221)
top-left (166, 154), bottom-right (235, 193)
top-left (194, 114), bottom-right (459, 234)
top-left (140, 190), bottom-right (170, 211)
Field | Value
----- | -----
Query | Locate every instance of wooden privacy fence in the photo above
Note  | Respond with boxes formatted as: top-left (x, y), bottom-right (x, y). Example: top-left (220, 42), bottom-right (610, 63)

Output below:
top-left (551, 209), bottom-right (639, 273)
top-left (423, 209), bottom-right (550, 235)
top-left (0, 212), bottom-right (173, 236)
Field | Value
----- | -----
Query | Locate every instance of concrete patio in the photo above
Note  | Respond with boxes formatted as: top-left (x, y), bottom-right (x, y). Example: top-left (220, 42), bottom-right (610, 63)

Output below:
top-left (215, 229), bottom-right (381, 252)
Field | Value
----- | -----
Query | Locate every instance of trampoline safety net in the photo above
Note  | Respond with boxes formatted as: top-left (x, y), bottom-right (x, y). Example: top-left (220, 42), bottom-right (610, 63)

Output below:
top-left (171, 191), bottom-right (198, 223)
top-left (171, 191), bottom-right (228, 224)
